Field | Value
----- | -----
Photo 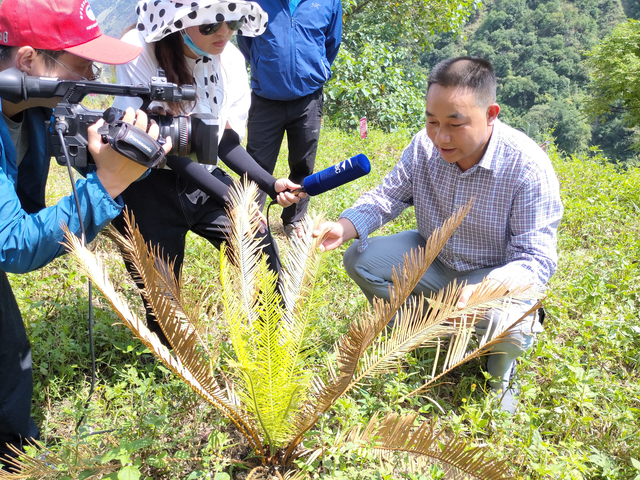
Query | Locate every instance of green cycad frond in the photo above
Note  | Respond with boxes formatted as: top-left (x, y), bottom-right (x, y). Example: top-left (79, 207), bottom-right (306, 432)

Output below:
top-left (238, 260), bottom-right (302, 449)
top-left (348, 413), bottom-right (513, 480)
top-left (62, 224), bottom-right (263, 451)
top-left (221, 182), bottom-right (327, 452)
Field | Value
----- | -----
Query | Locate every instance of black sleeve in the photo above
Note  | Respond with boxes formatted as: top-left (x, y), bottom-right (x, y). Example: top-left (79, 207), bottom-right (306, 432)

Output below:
top-left (165, 155), bottom-right (229, 204)
top-left (218, 128), bottom-right (278, 199)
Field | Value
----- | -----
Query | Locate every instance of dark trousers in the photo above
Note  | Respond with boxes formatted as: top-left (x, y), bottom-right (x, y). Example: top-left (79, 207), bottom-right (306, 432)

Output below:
top-left (111, 168), bottom-right (281, 342)
top-left (0, 271), bottom-right (38, 468)
top-left (246, 89), bottom-right (323, 225)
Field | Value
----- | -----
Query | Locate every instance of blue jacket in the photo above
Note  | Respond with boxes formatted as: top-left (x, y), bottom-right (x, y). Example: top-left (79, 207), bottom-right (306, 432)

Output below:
top-left (237, 0), bottom-right (342, 101)
top-left (0, 107), bottom-right (123, 274)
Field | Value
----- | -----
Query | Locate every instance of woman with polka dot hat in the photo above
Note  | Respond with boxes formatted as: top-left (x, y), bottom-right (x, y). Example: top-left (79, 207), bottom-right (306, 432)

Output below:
top-left (111, 0), bottom-right (303, 345)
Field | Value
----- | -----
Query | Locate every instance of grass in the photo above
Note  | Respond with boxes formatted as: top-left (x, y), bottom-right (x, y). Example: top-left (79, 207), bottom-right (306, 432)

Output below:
top-left (6, 125), bottom-right (640, 479)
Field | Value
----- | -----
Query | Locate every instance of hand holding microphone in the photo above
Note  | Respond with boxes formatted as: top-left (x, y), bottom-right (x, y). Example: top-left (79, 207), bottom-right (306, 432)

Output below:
top-left (291, 153), bottom-right (371, 196)
top-left (274, 178), bottom-right (306, 207)
top-left (286, 153), bottom-right (370, 246)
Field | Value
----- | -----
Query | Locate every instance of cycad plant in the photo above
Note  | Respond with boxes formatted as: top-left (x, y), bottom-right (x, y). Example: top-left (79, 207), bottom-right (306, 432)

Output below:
top-left (2, 180), bottom-right (540, 479)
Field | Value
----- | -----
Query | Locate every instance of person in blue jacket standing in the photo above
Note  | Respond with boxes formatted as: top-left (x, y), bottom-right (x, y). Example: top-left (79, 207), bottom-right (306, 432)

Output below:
top-left (0, 0), bottom-right (171, 466)
top-left (237, 0), bottom-right (342, 237)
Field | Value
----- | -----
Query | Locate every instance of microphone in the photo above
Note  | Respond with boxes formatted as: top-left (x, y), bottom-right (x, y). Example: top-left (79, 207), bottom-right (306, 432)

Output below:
top-left (300, 153), bottom-right (371, 196)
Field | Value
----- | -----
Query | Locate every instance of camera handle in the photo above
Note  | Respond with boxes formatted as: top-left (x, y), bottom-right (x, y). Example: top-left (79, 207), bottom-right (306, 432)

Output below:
top-left (97, 121), bottom-right (167, 169)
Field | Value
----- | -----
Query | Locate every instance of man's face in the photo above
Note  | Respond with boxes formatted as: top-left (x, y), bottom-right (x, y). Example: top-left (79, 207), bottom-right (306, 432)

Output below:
top-left (30, 51), bottom-right (97, 81)
top-left (425, 84), bottom-right (500, 171)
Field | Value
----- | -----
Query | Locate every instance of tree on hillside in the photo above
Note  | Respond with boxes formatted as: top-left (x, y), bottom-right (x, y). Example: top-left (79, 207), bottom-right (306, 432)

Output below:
top-left (584, 19), bottom-right (640, 150)
top-left (622, 0), bottom-right (640, 20)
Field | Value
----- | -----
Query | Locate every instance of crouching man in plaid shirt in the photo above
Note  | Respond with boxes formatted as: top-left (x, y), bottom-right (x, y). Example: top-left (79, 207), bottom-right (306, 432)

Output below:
top-left (314, 57), bottom-right (564, 413)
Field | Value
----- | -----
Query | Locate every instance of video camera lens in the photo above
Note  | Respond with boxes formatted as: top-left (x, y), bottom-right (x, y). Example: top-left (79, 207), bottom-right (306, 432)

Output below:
top-left (3, 66), bottom-right (219, 169)
top-left (150, 113), bottom-right (218, 165)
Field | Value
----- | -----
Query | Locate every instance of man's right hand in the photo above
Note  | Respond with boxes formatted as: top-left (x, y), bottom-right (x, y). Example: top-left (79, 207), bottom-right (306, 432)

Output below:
top-left (312, 218), bottom-right (358, 252)
top-left (90, 108), bottom-right (172, 199)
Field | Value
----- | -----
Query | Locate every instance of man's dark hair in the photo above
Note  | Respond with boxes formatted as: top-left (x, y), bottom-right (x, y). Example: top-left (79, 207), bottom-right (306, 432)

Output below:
top-left (0, 45), bottom-right (64, 69)
top-left (427, 57), bottom-right (497, 106)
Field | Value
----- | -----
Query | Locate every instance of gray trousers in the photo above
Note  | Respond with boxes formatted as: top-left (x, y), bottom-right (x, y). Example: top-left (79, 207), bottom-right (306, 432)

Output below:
top-left (343, 230), bottom-right (543, 390)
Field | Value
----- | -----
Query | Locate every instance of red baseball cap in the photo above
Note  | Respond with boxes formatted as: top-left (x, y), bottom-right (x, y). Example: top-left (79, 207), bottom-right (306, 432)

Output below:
top-left (0, 0), bottom-right (142, 65)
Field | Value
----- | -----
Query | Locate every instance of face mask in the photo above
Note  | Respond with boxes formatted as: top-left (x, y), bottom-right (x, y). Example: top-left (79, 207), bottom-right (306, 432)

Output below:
top-left (181, 31), bottom-right (209, 57)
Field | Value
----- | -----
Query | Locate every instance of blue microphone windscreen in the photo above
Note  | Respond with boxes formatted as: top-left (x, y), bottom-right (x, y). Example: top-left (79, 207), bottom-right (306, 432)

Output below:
top-left (303, 154), bottom-right (371, 196)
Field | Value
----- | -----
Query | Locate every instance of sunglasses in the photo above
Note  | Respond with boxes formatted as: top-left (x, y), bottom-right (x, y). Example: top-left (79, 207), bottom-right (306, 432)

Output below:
top-left (198, 16), bottom-right (246, 35)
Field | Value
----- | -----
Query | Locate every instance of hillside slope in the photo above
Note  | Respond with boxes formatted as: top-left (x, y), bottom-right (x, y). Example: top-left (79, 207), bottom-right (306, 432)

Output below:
top-left (91, 0), bottom-right (636, 161)
top-left (90, 0), bottom-right (137, 38)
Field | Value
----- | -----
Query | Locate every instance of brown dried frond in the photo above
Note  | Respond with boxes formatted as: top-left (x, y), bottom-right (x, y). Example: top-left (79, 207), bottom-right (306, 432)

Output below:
top-left (352, 282), bottom-right (464, 383)
top-left (0, 440), bottom-right (117, 479)
top-left (223, 179), bottom-right (265, 326)
top-left (350, 413), bottom-right (514, 480)
top-left (283, 201), bottom-right (473, 461)
top-left (109, 209), bottom-right (210, 343)
top-left (406, 300), bottom-right (543, 399)
top-left (279, 211), bottom-right (327, 329)
top-left (247, 466), bottom-right (284, 480)
top-left (62, 224), bottom-right (263, 451)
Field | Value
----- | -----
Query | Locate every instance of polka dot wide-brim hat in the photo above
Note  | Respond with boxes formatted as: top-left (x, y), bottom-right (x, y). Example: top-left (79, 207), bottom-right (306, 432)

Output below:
top-left (136, 0), bottom-right (268, 43)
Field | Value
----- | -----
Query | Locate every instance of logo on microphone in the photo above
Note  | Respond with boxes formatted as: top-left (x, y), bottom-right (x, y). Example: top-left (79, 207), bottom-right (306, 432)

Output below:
top-left (335, 158), bottom-right (353, 174)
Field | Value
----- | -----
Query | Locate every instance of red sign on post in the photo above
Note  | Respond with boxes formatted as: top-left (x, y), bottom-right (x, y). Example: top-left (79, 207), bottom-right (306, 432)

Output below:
top-left (359, 117), bottom-right (368, 139)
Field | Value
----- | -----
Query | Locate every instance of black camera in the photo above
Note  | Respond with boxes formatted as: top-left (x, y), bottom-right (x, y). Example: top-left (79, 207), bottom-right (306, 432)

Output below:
top-left (0, 68), bottom-right (218, 168)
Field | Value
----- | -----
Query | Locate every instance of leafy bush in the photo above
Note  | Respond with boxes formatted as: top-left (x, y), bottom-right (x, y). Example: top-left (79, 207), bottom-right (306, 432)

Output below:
top-left (325, 43), bottom-right (427, 133)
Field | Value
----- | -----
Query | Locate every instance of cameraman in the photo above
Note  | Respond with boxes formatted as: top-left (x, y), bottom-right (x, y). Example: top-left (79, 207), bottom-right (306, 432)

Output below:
top-left (0, 0), bottom-right (172, 464)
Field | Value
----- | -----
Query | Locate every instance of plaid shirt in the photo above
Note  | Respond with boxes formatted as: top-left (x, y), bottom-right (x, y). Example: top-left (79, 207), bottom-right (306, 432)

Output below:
top-left (341, 119), bottom-right (563, 287)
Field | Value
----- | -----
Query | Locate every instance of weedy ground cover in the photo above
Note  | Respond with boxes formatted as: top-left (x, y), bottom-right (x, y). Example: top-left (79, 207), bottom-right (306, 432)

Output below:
top-left (6, 127), bottom-right (640, 479)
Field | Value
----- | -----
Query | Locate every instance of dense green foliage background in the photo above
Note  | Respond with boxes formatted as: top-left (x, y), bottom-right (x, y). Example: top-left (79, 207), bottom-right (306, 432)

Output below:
top-left (583, 19), bottom-right (640, 153)
top-left (325, 0), bottom-right (639, 162)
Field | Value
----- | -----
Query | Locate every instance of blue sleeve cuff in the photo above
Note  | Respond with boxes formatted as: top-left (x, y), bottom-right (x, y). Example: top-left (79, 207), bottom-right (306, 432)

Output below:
top-left (340, 209), bottom-right (371, 252)
top-left (85, 171), bottom-right (124, 215)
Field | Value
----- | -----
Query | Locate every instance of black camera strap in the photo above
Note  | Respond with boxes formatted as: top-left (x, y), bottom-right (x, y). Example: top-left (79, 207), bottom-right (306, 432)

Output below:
top-left (98, 121), bottom-right (167, 169)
